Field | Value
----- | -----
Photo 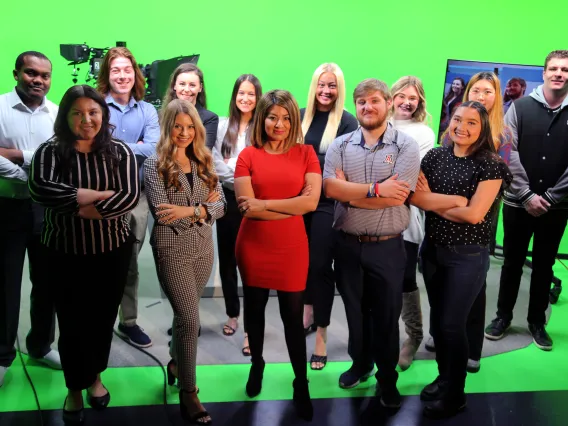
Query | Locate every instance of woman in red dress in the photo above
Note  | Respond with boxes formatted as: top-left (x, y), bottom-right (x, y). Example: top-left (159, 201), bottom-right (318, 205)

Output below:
top-left (234, 90), bottom-right (322, 421)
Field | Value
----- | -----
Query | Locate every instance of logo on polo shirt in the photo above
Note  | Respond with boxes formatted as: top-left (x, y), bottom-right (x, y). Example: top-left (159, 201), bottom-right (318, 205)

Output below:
top-left (384, 154), bottom-right (394, 164)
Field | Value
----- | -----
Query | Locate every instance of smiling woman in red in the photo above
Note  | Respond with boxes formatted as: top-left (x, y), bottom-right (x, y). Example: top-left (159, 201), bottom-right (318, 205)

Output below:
top-left (234, 89), bottom-right (321, 421)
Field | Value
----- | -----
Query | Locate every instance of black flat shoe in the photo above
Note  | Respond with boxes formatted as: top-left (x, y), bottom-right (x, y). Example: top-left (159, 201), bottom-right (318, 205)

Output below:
top-left (87, 386), bottom-right (110, 410)
top-left (62, 397), bottom-right (85, 425)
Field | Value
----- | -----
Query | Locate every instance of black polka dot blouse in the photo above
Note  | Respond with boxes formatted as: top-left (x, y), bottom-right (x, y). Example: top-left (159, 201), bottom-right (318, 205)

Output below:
top-left (421, 146), bottom-right (512, 246)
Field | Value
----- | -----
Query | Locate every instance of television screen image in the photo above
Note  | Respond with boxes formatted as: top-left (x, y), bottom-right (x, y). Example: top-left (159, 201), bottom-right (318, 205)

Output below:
top-left (439, 59), bottom-right (544, 138)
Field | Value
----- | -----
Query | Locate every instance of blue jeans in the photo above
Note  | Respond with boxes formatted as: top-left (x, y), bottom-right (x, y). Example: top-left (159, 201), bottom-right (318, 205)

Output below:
top-left (420, 240), bottom-right (489, 395)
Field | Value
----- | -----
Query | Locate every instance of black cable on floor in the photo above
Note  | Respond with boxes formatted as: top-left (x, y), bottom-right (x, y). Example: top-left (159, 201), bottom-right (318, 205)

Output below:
top-left (15, 336), bottom-right (44, 426)
top-left (112, 329), bottom-right (177, 426)
top-left (12, 330), bottom-right (174, 426)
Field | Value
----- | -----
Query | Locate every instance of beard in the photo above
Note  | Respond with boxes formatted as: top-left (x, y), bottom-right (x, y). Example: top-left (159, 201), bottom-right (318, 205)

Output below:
top-left (358, 113), bottom-right (387, 131)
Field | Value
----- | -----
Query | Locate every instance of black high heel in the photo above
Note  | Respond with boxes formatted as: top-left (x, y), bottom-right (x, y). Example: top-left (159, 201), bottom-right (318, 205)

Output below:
top-left (304, 323), bottom-right (317, 335)
top-left (246, 359), bottom-right (265, 398)
top-left (62, 396), bottom-right (85, 425)
top-left (167, 359), bottom-right (199, 393)
top-left (293, 378), bottom-right (313, 421)
top-left (167, 359), bottom-right (177, 386)
top-left (180, 389), bottom-right (212, 425)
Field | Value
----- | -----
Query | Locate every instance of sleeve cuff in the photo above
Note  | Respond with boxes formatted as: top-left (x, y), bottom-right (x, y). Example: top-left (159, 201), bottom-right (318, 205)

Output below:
top-left (22, 150), bottom-right (35, 167)
top-left (542, 191), bottom-right (556, 206)
top-left (521, 191), bottom-right (536, 206)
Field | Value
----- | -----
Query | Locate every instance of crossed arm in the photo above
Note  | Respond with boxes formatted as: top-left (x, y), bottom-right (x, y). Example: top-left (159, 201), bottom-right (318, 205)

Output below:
top-left (234, 172), bottom-right (321, 220)
top-left (409, 172), bottom-right (502, 224)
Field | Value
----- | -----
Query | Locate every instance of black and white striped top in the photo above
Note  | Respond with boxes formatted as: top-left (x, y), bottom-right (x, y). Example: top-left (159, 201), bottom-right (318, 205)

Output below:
top-left (29, 138), bottom-right (140, 255)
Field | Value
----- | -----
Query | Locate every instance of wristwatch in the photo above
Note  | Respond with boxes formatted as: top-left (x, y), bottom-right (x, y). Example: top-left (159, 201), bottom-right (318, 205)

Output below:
top-left (193, 204), bottom-right (202, 222)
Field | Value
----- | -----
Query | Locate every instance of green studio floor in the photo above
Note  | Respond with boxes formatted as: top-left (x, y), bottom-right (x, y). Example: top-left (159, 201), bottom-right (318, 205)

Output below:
top-left (1, 263), bottom-right (568, 425)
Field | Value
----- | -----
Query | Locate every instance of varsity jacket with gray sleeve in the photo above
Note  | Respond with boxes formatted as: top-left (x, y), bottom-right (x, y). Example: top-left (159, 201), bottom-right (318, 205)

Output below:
top-left (502, 85), bottom-right (568, 209)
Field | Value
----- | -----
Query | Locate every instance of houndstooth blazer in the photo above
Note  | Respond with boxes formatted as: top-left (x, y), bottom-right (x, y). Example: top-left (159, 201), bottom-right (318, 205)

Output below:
top-left (144, 154), bottom-right (226, 258)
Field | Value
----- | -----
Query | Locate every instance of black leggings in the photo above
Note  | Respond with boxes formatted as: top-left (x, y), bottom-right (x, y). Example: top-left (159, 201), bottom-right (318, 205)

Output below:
top-left (243, 286), bottom-right (307, 381)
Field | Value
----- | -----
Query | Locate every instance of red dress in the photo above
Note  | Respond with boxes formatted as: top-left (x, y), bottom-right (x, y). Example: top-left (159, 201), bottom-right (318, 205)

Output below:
top-left (234, 144), bottom-right (321, 292)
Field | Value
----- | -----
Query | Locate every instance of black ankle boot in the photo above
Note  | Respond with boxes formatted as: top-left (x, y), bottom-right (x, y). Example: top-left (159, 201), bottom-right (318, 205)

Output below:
top-left (246, 359), bottom-right (265, 398)
top-left (293, 378), bottom-right (313, 421)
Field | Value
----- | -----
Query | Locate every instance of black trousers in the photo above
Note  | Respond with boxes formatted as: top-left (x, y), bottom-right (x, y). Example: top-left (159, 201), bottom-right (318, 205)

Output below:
top-left (42, 237), bottom-right (133, 390)
top-left (216, 187), bottom-right (243, 319)
top-left (403, 240), bottom-right (419, 293)
top-left (0, 198), bottom-right (55, 367)
top-left (421, 240), bottom-right (488, 394)
top-left (304, 208), bottom-right (337, 327)
top-left (497, 205), bottom-right (568, 325)
top-left (466, 283), bottom-right (486, 361)
top-left (334, 232), bottom-right (405, 385)
top-left (243, 286), bottom-right (307, 380)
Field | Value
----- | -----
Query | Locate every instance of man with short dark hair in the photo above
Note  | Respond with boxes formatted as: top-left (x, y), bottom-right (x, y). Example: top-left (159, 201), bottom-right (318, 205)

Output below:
top-left (323, 78), bottom-right (420, 408)
top-left (96, 47), bottom-right (160, 348)
top-left (0, 51), bottom-right (61, 387)
top-left (486, 50), bottom-right (568, 351)
top-left (503, 77), bottom-right (527, 114)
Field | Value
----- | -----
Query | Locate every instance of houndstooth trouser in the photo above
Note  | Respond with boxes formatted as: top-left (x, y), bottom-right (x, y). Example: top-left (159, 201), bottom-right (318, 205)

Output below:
top-left (153, 242), bottom-right (213, 391)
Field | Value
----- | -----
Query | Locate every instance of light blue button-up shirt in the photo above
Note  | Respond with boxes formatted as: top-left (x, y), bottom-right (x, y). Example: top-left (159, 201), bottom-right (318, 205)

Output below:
top-left (105, 93), bottom-right (160, 184)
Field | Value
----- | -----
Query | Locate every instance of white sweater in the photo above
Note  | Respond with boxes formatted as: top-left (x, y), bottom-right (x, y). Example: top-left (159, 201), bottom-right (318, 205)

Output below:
top-left (392, 119), bottom-right (435, 245)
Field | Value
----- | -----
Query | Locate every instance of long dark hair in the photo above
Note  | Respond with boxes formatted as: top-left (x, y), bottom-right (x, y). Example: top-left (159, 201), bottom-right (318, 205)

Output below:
top-left (449, 101), bottom-right (498, 160)
top-left (443, 77), bottom-right (466, 105)
top-left (163, 63), bottom-right (207, 108)
top-left (53, 85), bottom-right (119, 172)
top-left (221, 74), bottom-right (262, 158)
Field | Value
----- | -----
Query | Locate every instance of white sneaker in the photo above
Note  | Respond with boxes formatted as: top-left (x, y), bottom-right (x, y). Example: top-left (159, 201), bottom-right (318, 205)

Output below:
top-left (31, 350), bottom-right (62, 370)
top-left (0, 366), bottom-right (7, 387)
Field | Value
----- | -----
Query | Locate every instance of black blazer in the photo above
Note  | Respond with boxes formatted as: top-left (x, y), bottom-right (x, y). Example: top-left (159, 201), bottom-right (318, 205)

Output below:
top-left (196, 103), bottom-right (219, 150)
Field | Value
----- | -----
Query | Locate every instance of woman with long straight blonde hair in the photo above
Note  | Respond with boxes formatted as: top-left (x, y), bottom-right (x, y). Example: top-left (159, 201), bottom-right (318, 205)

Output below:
top-left (300, 63), bottom-right (358, 371)
top-left (144, 99), bottom-right (226, 425)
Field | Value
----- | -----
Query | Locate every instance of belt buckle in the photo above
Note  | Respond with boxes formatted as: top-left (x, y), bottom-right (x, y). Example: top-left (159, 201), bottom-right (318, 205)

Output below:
top-left (357, 235), bottom-right (362, 243)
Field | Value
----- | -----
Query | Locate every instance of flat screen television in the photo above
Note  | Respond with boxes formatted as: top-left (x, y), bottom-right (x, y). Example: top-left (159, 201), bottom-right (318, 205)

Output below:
top-left (438, 59), bottom-right (544, 139)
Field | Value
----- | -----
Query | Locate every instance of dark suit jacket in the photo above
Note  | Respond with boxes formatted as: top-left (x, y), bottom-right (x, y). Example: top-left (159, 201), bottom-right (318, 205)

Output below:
top-left (144, 154), bottom-right (226, 257)
top-left (196, 103), bottom-right (219, 150)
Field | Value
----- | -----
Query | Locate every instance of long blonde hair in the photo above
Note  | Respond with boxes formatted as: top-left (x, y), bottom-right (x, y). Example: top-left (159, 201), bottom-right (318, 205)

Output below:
top-left (301, 63), bottom-right (346, 153)
top-left (462, 72), bottom-right (505, 149)
top-left (390, 76), bottom-right (431, 124)
top-left (250, 90), bottom-right (303, 152)
top-left (156, 99), bottom-right (218, 191)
